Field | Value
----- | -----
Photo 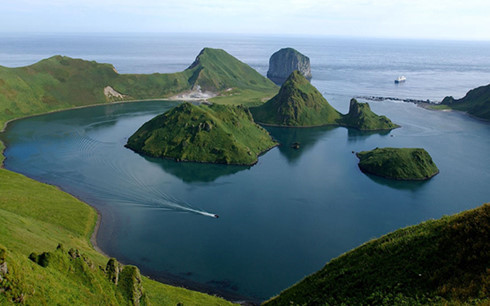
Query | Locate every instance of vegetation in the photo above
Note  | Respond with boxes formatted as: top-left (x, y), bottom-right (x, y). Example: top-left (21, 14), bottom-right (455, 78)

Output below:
top-left (251, 71), bottom-right (397, 130)
top-left (0, 48), bottom-right (278, 128)
top-left (0, 168), bottom-right (233, 305)
top-left (251, 71), bottom-right (342, 126)
top-left (265, 203), bottom-right (490, 305)
top-left (356, 147), bottom-right (439, 180)
top-left (441, 84), bottom-right (490, 120)
top-left (126, 102), bottom-right (277, 165)
top-left (341, 98), bottom-right (399, 130)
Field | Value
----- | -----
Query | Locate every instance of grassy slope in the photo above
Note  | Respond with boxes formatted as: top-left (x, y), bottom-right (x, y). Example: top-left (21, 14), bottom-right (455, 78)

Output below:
top-left (265, 203), bottom-right (490, 305)
top-left (126, 102), bottom-right (277, 165)
top-left (341, 98), bottom-right (399, 130)
top-left (441, 84), bottom-right (490, 120)
top-left (251, 71), bottom-right (342, 126)
top-left (0, 168), bottom-right (233, 305)
top-left (251, 72), bottom-right (397, 130)
top-left (0, 47), bottom-right (277, 304)
top-left (356, 147), bottom-right (439, 180)
top-left (0, 48), bottom-right (278, 128)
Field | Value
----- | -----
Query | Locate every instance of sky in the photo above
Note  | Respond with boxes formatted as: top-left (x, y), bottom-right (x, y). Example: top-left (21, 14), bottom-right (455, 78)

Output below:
top-left (2, 0), bottom-right (490, 40)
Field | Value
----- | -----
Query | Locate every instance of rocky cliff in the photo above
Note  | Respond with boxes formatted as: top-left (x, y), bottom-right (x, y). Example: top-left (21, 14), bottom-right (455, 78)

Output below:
top-left (267, 48), bottom-right (312, 85)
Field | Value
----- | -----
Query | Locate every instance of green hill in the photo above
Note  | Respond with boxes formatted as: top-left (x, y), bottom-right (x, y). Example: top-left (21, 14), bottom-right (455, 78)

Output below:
top-left (264, 203), bottom-right (490, 305)
top-left (126, 102), bottom-right (277, 165)
top-left (250, 71), bottom-right (342, 126)
top-left (0, 167), bottom-right (233, 305)
top-left (356, 147), bottom-right (439, 180)
top-left (440, 84), bottom-right (490, 120)
top-left (250, 71), bottom-right (397, 130)
top-left (341, 98), bottom-right (399, 130)
top-left (0, 48), bottom-right (278, 128)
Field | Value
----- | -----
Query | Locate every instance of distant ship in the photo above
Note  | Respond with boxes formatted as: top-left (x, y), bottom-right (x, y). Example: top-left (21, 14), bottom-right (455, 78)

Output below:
top-left (394, 76), bottom-right (406, 83)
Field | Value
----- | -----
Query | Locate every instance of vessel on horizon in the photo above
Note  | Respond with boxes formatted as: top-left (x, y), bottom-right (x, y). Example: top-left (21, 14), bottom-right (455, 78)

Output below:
top-left (394, 76), bottom-right (406, 83)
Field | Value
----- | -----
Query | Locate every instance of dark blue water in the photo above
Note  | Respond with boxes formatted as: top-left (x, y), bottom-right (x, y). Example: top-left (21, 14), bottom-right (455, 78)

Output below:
top-left (1, 34), bottom-right (490, 300)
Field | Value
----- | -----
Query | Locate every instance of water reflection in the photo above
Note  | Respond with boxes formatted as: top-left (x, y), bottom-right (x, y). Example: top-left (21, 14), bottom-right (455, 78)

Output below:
top-left (347, 128), bottom-right (391, 142)
top-left (362, 172), bottom-right (431, 191)
top-left (144, 155), bottom-right (250, 183)
top-left (266, 126), bottom-right (338, 164)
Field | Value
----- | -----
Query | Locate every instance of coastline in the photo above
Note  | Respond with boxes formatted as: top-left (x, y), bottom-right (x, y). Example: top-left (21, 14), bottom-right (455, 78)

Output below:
top-left (0, 98), bottom-right (258, 303)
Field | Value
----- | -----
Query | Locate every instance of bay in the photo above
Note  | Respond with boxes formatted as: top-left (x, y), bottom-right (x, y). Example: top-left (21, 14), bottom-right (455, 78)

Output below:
top-left (1, 34), bottom-right (490, 299)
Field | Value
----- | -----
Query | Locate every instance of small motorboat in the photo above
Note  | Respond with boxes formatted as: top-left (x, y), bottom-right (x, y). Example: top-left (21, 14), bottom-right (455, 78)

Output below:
top-left (394, 76), bottom-right (406, 83)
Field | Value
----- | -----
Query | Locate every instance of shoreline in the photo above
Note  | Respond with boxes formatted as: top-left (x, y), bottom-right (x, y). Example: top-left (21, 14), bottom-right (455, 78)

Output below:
top-left (0, 98), bottom-right (260, 304)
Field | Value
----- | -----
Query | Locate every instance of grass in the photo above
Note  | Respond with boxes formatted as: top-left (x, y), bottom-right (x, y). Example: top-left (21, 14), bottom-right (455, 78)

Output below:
top-left (0, 47), bottom-right (277, 304)
top-left (264, 203), bottom-right (490, 305)
top-left (0, 48), bottom-right (278, 129)
top-left (251, 71), bottom-right (342, 126)
top-left (341, 98), bottom-right (399, 130)
top-left (0, 166), bottom-right (234, 305)
top-left (126, 102), bottom-right (277, 165)
top-left (356, 147), bottom-right (439, 180)
top-left (441, 84), bottom-right (490, 120)
top-left (251, 72), bottom-right (397, 130)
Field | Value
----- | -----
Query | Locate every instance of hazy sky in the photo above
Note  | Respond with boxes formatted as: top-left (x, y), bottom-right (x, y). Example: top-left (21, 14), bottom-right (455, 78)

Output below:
top-left (3, 0), bottom-right (490, 40)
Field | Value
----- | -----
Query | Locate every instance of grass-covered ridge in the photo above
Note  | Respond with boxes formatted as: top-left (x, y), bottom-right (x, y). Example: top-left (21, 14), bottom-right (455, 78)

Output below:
top-left (251, 71), bottom-right (397, 130)
top-left (251, 71), bottom-right (342, 126)
top-left (0, 48), bottom-right (278, 128)
top-left (356, 147), bottom-right (439, 181)
top-left (265, 203), bottom-right (490, 305)
top-left (0, 168), bottom-right (233, 305)
top-left (126, 102), bottom-right (277, 165)
top-left (441, 84), bottom-right (490, 120)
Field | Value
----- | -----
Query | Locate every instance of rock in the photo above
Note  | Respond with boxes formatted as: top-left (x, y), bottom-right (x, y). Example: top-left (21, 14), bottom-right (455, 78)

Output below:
top-left (118, 265), bottom-right (147, 306)
top-left (106, 258), bottom-right (120, 285)
top-left (267, 48), bottom-right (312, 85)
top-left (0, 247), bottom-right (7, 279)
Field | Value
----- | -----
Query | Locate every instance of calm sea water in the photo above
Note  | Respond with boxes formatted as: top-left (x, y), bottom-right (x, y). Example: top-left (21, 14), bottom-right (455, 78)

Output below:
top-left (1, 34), bottom-right (490, 300)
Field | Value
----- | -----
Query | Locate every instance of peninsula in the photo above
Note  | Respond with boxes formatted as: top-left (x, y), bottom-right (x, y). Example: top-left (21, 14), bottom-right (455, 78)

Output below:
top-left (126, 103), bottom-right (277, 165)
top-left (0, 48), bottom-right (278, 128)
top-left (440, 83), bottom-right (490, 120)
top-left (251, 71), bottom-right (398, 130)
top-left (356, 147), bottom-right (439, 180)
top-left (265, 203), bottom-right (489, 305)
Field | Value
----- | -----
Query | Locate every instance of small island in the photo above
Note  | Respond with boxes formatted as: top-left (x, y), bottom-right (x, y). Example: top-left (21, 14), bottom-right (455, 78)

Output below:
top-left (356, 147), bottom-right (439, 180)
top-left (342, 98), bottom-right (400, 130)
top-left (251, 71), bottom-right (398, 130)
top-left (126, 102), bottom-right (277, 165)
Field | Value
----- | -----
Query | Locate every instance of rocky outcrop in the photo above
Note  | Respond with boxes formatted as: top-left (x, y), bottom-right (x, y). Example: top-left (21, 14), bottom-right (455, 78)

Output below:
top-left (340, 98), bottom-right (399, 130)
top-left (267, 48), bottom-right (312, 85)
top-left (0, 247), bottom-right (7, 281)
top-left (106, 258), bottom-right (121, 285)
top-left (118, 265), bottom-right (147, 306)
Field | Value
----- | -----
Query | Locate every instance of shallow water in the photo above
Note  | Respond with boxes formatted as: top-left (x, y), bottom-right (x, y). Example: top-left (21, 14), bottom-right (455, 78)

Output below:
top-left (1, 34), bottom-right (490, 299)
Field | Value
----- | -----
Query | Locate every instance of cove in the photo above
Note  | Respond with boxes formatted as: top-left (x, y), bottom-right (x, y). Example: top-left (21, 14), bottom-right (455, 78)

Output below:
top-left (2, 100), bottom-right (490, 300)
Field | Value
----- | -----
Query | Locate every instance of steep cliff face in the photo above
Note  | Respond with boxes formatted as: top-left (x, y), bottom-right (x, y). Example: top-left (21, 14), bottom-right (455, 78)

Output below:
top-left (267, 48), bottom-right (312, 85)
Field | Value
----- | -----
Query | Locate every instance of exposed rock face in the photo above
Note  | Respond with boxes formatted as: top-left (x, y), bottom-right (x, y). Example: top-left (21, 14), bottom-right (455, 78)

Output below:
top-left (119, 265), bottom-right (146, 306)
top-left (267, 48), bottom-right (312, 85)
top-left (106, 258), bottom-right (121, 285)
top-left (0, 247), bottom-right (7, 281)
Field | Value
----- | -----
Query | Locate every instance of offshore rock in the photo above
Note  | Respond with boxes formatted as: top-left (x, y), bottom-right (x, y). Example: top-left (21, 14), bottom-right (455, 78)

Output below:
top-left (267, 48), bottom-right (312, 85)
